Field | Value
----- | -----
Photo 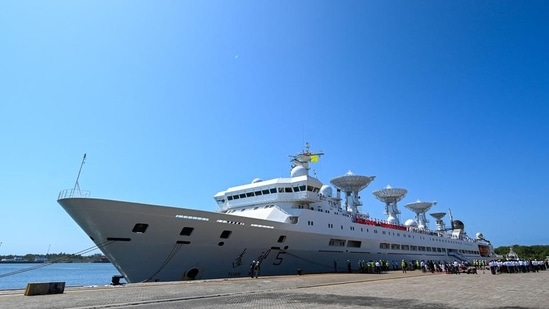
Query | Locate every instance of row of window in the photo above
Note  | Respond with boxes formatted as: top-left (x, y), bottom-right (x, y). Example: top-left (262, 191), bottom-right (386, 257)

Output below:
top-left (322, 220), bottom-right (475, 247)
top-left (132, 222), bottom-right (287, 240)
top-left (225, 204), bottom-right (276, 213)
top-left (224, 184), bottom-right (321, 202)
top-left (379, 242), bottom-right (478, 255)
top-left (132, 222), bottom-right (479, 256)
top-left (326, 238), bottom-right (479, 255)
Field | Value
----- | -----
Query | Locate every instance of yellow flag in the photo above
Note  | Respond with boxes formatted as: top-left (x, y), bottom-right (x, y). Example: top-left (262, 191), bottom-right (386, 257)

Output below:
top-left (311, 155), bottom-right (319, 163)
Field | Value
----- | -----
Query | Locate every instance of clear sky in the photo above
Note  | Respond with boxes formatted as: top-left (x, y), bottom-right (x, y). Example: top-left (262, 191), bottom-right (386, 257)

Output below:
top-left (1, 1), bottom-right (548, 256)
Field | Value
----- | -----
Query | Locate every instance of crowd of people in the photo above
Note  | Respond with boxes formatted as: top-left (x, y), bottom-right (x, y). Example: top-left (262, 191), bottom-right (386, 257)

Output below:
top-left (488, 259), bottom-right (547, 274)
top-left (345, 258), bottom-right (549, 275)
top-left (248, 257), bottom-right (548, 278)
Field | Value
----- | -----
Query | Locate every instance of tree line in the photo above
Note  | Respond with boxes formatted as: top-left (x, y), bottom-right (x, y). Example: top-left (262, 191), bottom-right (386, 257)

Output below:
top-left (0, 253), bottom-right (104, 263)
top-left (494, 245), bottom-right (549, 261)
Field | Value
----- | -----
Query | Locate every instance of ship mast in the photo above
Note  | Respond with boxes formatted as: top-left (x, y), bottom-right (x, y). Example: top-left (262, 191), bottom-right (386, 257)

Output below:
top-left (448, 208), bottom-right (455, 230)
top-left (289, 142), bottom-right (324, 172)
top-left (73, 153), bottom-right (87, 195)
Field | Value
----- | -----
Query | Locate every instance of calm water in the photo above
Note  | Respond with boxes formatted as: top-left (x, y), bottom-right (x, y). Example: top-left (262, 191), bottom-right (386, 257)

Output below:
top-left (0, 263), bottom-right (122, 290)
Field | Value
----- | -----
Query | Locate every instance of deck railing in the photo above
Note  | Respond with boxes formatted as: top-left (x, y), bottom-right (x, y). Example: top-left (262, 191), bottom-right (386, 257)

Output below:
top-left (57, 188), bottom-right (91, 200)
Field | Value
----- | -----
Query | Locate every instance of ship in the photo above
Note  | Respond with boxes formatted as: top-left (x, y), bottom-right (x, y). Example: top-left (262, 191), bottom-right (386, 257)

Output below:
top-left (57, 144), bottom-right (494, 283)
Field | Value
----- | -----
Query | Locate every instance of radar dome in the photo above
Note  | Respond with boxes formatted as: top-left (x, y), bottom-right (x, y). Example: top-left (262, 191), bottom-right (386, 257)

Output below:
top-left (387, 216), bottom-right (399, 224)
top-left (475, 232), bottom-right (484, 240)
top-left (251, 178), bottom-right (263, 183)
top-left (452, 220), bottom-right (464, 230)
top-left (291, 166), bottom-right (307, 177)
top-left (404, 219), bottom-right (418, 227)
top-left (320, 185), bottom-right (333, 197)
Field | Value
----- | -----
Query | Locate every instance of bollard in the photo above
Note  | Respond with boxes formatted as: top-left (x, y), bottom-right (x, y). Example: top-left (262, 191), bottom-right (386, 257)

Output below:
top-left (111, 275), bottom-right (125, 285)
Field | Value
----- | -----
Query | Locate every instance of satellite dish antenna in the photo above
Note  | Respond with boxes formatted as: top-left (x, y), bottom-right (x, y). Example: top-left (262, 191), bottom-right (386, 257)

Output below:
top-left (405, 200), bottom-right (436, 229)
top-left (430, 212), bottom-right (447, 231)
top-left (372, 185), bottom-right (407, 225)
top-left (330, 171), bottom-right (375, 214)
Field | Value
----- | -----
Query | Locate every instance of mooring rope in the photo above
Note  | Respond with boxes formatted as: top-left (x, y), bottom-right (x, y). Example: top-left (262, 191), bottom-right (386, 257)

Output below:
top-left (141, 242), bottom-right (183, 283)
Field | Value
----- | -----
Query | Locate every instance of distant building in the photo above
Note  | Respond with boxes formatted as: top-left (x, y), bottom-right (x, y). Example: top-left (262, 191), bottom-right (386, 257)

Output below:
top-left (1, 256), bottom-right (23, 262)
top-left (0, 255), bottom-right (48, 263)
top-left (506, 247), bottom-right (519, 260)
top-left (34, 255), bottom-right (48, 262)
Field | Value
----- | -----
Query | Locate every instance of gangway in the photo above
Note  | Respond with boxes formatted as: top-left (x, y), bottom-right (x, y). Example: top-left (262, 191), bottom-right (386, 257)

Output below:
top-left (448, 251), bottom-right (469, 263)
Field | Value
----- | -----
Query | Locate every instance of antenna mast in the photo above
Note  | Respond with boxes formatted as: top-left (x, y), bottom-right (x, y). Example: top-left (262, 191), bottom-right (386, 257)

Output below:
top-left (448, 208), bottom-right (455, 230)
top-left (73, 153), bottom-right (87, 194)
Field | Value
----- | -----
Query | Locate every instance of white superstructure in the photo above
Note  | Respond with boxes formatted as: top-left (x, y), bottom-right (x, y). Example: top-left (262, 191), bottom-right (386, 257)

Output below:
top-left (57, 144), bottom-right (494, 283)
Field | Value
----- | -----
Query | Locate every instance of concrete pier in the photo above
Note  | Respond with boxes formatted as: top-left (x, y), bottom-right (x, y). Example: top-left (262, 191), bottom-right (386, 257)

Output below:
top-left (1, 269), bottom-right (547, 308)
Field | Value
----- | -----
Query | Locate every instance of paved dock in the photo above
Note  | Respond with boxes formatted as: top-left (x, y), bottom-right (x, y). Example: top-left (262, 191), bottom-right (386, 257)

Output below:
top-left (1, 269), bottom-right (547, 309)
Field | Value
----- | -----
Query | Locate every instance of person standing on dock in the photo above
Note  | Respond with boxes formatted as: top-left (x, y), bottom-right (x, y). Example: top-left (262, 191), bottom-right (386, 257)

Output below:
top-left (253, 260), bottom-right (261, 278)
top-left (250, 260), bottom-right (256, 278)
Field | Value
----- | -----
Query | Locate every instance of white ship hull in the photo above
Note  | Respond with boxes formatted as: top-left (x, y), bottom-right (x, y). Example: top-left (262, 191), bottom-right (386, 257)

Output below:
top-left (58, 196), bottom-right (493, 283)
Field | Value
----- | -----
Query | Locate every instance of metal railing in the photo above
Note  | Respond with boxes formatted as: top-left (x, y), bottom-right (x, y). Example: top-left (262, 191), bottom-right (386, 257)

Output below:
top-left (57, 188), bottom-right (91, 200)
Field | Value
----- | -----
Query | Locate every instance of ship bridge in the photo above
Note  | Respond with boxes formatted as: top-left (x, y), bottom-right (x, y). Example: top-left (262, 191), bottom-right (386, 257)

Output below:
top-left (214, 174), bottom-right (325, 211)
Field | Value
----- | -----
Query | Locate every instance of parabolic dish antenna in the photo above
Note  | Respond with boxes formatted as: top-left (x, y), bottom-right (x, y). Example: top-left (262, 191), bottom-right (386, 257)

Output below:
top-left (373, 185), bottom-right (407, 202)
top-left (429, 212), bottom-right (446, 220)
top-left (330, 170), bottom-right (375, 192)
top-left (405, 200), bottom-right (435, 213)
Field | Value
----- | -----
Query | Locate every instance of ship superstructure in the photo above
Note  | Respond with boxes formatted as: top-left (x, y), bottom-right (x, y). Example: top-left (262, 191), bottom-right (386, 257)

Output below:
top-left (57, 144), bottom-right (494, 283)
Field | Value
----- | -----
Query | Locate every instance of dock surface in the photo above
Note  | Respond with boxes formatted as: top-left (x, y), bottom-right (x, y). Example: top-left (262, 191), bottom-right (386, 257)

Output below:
top-left (1, 270), bottom-right (547, 308)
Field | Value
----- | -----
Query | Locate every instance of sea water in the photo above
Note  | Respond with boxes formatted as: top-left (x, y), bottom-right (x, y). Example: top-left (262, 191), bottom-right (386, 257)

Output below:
top-left (0, 263), bottom-right (121, 290)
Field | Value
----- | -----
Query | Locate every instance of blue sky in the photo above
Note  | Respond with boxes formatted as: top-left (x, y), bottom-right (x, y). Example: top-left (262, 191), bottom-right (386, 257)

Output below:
top-left (1, 1), bottom-right (548, 255)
